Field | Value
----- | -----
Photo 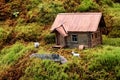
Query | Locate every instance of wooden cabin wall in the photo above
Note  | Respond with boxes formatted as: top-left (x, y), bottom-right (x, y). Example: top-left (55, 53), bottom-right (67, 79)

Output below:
top-left (55, 32), bottom-right (66, 47)
top-left (90, 29), bottom-right (102, 47)
top-left (54, 28), bottom-right (102, 48)
top-left (66, 32), bottom-right (89, 48)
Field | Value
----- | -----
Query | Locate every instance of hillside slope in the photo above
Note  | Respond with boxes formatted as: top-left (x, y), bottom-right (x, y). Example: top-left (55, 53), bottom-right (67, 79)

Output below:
top-left (0, 0), bottom-right (120, 80)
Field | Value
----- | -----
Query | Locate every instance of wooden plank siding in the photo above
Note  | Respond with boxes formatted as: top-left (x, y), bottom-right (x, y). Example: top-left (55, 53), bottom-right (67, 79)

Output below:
top-left (66, 32), bottom-right (89, 48)
top-left (55, 31), bottom-right (66, 47)
top-left (65, 28), bottom-right (102, 48)
top-left (90, 29), bottom-right (102, 47)
top-left (51, 13), bottom-right (105, 48)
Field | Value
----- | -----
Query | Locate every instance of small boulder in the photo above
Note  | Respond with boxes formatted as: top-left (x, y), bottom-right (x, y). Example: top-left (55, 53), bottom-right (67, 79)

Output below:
top-left (78, 45), bottom-right (85, 50)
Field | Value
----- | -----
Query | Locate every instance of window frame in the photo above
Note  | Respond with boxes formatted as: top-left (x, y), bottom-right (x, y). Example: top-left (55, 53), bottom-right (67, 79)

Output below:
top-left (71, 34), bottom-right (78, 42)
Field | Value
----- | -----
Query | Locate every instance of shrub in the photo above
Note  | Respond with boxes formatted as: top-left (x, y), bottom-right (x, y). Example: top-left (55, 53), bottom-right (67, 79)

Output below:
top-left (27, 0), bottom-right (42, 10)
top-left (103, 3), bottom-right (120, 38)
top-left (63, 0), bottom-right (80, 12)
top-left (24, 59), bottom-right (83, 80)
top-left (99, 0), bottom-right (113, 6)
top-left (108, 29), bottom-right (120, 38)
top-left (76, 0), bottom-right (99, 12)
top-left (0, 42), bottom-right (25, 65)
top-left (0, 28), bottom-right (8, 41)
top-left (89, 46), bottom-right (120, 71)
top-left (0, 27), bottom-right (10, 47)
top-left (88, 46), bottom-right (120, 79)
top-left (24, 60), bottom-right (69, 80)
top-left (15, 23), bottom-right (42, 41)
top-left (38, 1), bottom-right (65, 24)
top-left (0, 41), bottom-right (35, 79)
top-left (103, 35), bottom-right (120, 46)
top-left (115, 66), bottom-right (120, 79)
top-left (44, 33), bottom-right (55, 44)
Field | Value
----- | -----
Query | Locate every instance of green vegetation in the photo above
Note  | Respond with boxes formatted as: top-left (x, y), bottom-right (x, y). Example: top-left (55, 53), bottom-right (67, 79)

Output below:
top-left (0, 28), bottom-right (8, 45)
top-left (38, 0), bottom-right (65, 24)
top-left (1, 0), bottom-right (120, 37)
top-left (0, 0), bottom-right (120, 80)
top-left (23, 60), bottom-right (69, 80)
top-left (76, 0), bottom-right (99, 12)
top-left (0, 42), bottom-right (34, 74)
top-left (44, 33), bottom-right (55, 44)
top-left (0, 27), bottom-right (12, 47)
top-left (1, 35), bottom-right (120, 79)
top-left (0, 42), bottom-right (25, 65)
top-left (88, 46), bottom-right (120, 79)
top-left (103, 35), bottom-right (120, 46)
top-left (14, 23), bottom-right (42, 41)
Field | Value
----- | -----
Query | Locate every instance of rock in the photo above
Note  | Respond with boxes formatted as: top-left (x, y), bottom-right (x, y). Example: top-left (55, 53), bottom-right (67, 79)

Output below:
top-left (30, 53), bottom-right (67, 64)
top-left (34, 42), bottom-right (40, 48)
top-left (78, 45), bottom-right (85, 50)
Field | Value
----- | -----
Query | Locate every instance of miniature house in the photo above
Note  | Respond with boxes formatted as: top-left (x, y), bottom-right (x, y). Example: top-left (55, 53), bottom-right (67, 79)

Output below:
top-left (51, 13), bottom-right (106, 48)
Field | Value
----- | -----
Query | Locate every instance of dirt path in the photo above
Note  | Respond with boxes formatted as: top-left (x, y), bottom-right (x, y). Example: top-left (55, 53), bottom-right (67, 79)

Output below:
top-left (0, 51), bottom-right (33, 80)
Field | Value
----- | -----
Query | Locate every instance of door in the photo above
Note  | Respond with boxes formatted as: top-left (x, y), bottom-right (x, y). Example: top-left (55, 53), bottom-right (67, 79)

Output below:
top-left (56, 33), bottom-right (60, 45)
top-left (60, 35), bottom-right (66, 46)
top-left (56, 32), bottom-right (66, 46)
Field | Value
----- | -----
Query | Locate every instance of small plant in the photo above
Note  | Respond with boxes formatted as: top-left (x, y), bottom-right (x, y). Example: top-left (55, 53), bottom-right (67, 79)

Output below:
top-left (13, 11), bottom-right (19, 18)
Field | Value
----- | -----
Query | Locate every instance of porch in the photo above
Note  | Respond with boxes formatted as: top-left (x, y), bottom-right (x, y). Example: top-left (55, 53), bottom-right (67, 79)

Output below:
top-left (52, 45), bottom-right (65, 48)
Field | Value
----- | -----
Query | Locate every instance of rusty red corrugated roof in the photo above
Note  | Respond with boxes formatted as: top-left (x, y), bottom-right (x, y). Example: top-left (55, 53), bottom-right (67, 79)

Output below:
top-left (56, 26), bottom-right (68, 37)
top-left (51, 12), bottom-right (102, 32)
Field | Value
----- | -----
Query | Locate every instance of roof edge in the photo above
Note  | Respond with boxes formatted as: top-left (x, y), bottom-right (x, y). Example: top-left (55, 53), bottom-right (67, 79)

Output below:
top-left (58, 12), bottom-right (102, 15)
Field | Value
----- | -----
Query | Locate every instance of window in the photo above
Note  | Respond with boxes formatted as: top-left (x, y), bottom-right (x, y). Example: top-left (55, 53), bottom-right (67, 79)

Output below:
top-left (72, 34), bottom-right (78, 42)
